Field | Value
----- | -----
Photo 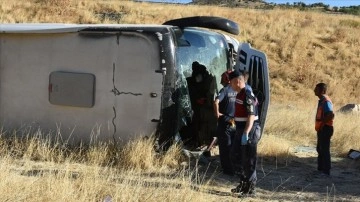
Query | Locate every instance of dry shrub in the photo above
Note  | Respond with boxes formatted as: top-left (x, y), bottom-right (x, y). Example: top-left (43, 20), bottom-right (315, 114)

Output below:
top-left (262, 103), bottom-right (360, 157)
top-left (264, 104), bottom-right (315, 145)
top-left (300, 18), bottom-right (313, 28)
top-left (22, 133), bottom-right (65, 162)
top-left (120, 136), bottom-right (158, 170)
top-left (0, 129), bottom-right (183, 172)
top-left (339, 19), bottom-right (360, 28)
top-left (328, 27), bottom-right (347, 43)
top-left (159, 143), bottom-right (183, 169)
top-left (33, 0), bottom-right (72, 7)
top-left (85, 142), bottom-right (115, 166)
top-left (119, 136), bottom-right (184, 171)
top-left (35, 0), bottom-right (72, 10)
top-left (332, 112), bottom-right (360, 155)
top-left (292, 58), bottom-right (317, 84)
top-left (0, 133), bottom-right (204, 201)
top-left (258, 134), bottom-right (292, 159)
top-left (0, 131), bottom-right (202, 201)
top-left (0, 129), bottom-right (69, 162)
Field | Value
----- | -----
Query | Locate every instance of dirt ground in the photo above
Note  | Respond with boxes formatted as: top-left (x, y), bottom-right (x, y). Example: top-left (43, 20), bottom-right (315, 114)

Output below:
top-left (190, 145), bottom-right (360, 201)
top-left (5, 144), bottom-right (359, 201)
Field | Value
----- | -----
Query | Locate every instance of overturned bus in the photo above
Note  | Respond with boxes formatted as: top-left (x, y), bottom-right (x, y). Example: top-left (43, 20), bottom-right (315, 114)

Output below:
top-left (0, 16), bottom-right (269, 147)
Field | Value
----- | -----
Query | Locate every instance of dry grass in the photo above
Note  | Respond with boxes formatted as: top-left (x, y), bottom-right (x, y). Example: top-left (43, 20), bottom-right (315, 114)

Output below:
top-left (1, 104), bottom-right (359, 201)
top-left (0, 158), bottom-right (207, 201)
top-left (1, 0), bottom-right (360, 200)
top-left (262, 103), bottom-right (360, 157)
top-left (0, 131), bottom-right (208, 201)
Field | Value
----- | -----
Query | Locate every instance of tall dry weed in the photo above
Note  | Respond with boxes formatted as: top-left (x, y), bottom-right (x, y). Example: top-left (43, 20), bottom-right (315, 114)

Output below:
top-left (0, 132), bottom-right (213, 201)
top-left (119, 136), bottom-right (183, 171)
top-left (263, 103), bottom-right (360, 157)
top-left (331, 112), bottom-right (360, 154)
top-left (120, 136), bottom-right (159, 170)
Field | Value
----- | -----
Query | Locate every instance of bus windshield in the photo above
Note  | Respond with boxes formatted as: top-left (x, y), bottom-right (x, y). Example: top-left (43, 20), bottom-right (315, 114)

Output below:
top-left (173, 28), bottom-right (231, 147)
top-left (176, 28), bottom-right (230, 85)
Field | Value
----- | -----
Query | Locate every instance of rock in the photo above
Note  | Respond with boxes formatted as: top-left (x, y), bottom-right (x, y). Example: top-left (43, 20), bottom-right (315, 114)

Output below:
top-left (338, 103), bottom-right (360, 114)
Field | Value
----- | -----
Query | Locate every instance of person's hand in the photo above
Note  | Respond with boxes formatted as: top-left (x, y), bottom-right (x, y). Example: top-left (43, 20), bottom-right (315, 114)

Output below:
top-left (215, 111), bottom-right (223, 118)
top-left (241, 133), bottom-right (248, 145)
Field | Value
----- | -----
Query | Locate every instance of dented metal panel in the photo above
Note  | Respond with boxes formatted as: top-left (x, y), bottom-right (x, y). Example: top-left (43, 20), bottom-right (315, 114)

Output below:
top-left (0, 30), bottom-right (163, 143)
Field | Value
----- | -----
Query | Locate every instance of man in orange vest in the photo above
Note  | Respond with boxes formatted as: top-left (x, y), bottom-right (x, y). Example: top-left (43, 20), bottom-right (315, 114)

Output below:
top-left (314, 83), bottom-right (334, 176)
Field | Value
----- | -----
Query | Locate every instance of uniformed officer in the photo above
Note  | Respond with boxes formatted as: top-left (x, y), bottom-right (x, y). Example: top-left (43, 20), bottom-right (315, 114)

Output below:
top-left (230, 70), bottom-right (261, 196)
top-left (213, 70), bottom-right (237, 175)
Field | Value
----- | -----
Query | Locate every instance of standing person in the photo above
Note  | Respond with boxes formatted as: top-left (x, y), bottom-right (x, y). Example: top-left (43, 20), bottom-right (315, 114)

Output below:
top-left (219, 70), bottom-right (232, 87)
top-left (213, 70), bottom-right (237, 175)
top-left (230, 70), bottom-right (261, 196)
top-left (241, 70), bottom-right (252, 92)
top-left (314, 83), bottom-right (334, 176)
top-left (186, 61), bottom-right (217, 150)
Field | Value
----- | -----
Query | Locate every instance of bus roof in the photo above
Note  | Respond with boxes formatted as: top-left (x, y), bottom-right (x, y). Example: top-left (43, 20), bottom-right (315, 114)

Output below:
top-left (0, 23), bottom-right (171, 33)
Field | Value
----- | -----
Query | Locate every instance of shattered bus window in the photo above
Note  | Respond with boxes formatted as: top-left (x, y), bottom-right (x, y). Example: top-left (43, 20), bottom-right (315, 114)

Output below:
top-left (174, 28), bottom-right (231, 148)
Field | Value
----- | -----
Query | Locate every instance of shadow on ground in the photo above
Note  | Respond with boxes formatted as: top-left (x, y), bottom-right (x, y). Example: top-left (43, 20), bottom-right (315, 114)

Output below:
top-left (188, 146), bottom-right (360, 201)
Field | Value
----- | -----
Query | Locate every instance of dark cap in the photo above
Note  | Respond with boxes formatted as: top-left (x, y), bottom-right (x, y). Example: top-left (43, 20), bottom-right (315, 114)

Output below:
top-left (229, 69), bottom-right (241, 80)
top-left (240, 70), bottom-right (249, 79)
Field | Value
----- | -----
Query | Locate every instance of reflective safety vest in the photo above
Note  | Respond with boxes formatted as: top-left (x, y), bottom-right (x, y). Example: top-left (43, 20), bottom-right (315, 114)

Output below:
top-left (315, 95), bottom-right (334, 131)
top-left (234, 89), bottom-right (258, 122)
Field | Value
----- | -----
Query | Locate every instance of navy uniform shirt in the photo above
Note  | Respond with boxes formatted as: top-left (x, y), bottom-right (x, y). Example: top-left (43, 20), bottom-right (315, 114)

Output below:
top-left (215, 85), bottom-right (237, 120)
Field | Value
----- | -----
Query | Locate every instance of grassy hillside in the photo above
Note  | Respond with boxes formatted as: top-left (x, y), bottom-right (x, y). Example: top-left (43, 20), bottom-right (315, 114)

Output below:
top-left (1, 0), bottom-right (359, 107)
top-left (0, 1), bottom-right (360, 201)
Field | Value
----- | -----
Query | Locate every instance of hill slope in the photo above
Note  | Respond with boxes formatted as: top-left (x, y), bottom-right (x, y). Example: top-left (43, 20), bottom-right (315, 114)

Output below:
top-left (0, 0), bottom-right (359, 107)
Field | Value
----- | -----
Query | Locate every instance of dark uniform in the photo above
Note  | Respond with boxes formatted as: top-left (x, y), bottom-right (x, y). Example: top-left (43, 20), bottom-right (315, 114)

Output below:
top-left (214, 85), bottom-right (237, 175)
top-left (231, 87), bottom-right (261, 195)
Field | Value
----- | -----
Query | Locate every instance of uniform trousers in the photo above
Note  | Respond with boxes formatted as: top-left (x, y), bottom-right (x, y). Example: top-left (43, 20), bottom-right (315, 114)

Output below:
top-left (217, 116), bottom-right (236, 174)
top-left (231, 122), bottom-right (259, 189)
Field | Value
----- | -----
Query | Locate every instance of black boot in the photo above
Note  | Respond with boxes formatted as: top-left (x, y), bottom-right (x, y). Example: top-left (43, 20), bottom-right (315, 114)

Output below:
top-left (243, 182), bottom-right (256, 196)
top-left (231, 182), bottom-right (246, 193)
top-left (234, 182), bottom-right (256, 197)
